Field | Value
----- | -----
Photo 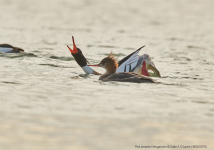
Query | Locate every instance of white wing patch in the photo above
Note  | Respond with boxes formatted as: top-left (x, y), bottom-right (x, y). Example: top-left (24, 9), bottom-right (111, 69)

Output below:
top-left (116, 50), bottom-right (140, 73)
top-left (125, 65), bottom-right (129, 72)
top-left (131, 61), bottom-right (138, 70)
top-left (0, 47), bottom-right (13, 53)
top-left (82, 65), bottom-right (94, 74)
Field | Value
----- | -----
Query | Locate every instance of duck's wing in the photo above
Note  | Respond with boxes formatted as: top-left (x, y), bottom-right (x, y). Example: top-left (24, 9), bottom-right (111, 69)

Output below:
top-left (0, 44), bottom-right (24, 53)
top-left (0, 44), bottom-right (13, 53)
top-left (0, 47), bottom-right (13, 53)
top-left (116, 46), bottom-right (145, 73)
top-left (103, 72), bottom-right (155, 83)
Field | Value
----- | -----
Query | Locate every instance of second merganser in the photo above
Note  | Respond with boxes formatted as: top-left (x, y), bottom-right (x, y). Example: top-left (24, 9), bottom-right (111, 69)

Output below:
top-left (67, 37), bottom-right (101, 75)
top-left (67, 36), bottom-right (160, 78)
top-left (0, 44), bottom-right (24, 53)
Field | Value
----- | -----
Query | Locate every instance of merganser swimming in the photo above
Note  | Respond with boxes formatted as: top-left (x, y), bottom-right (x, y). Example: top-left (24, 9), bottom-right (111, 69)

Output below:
top-left (89, 52), bottom-right (155, 83)
top-left (67, 36), bottom-right (160, 78)
top-left (0, 44), bottom-right (24, 53)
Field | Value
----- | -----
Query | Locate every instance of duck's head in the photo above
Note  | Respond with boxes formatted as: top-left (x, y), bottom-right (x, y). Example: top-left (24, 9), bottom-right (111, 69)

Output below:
top-left (67, 36), bottom-right (89, 67)
top-left (13, 47), bottom-right (24, 53)
top-left (89, 52), bottom-right (118, 74)
top-left (141, 54), bottom-right (161, 77)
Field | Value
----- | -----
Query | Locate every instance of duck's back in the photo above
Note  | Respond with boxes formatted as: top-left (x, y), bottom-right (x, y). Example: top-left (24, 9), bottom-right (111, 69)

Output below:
top-left (100, 72), bottom-right (156, 83)
top-left (0, 44), bottom-right (24, 53)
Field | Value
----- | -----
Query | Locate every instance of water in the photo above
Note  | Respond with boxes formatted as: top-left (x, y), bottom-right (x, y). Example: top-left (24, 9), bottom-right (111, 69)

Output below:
top-left (0, 0), bottom-right (214, 149)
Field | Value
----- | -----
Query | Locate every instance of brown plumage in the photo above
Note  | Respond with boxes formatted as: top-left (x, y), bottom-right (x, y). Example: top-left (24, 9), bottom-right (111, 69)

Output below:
top-left (0, 44), bottom-right (24, 53)
top-left (99, 52), bottom-right (118, 74)
top-left (98, 53), bottom-right (156, 83)
top-left (100, 72), bottom-right (155, 83)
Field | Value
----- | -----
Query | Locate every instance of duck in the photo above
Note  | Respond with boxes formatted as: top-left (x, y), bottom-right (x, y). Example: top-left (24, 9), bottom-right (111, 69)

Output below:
top-left (89, 52), bottom-right (156, 83)
top-left (67, 36), bottom-right (160, 78)
top-left (0, 44), bottom-right (24, 53)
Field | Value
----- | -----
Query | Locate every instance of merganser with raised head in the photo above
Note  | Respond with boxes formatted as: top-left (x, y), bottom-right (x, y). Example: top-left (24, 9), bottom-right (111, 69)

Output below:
top-left (0, 44), bottom-right (24, 53)
top-left (67, 36), bottom-right (160, 78)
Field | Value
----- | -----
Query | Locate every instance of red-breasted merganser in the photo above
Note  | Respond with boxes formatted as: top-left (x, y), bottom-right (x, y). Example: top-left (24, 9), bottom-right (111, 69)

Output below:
top-left (0, 44), bottom-right (24, 53)
top-left (89, 53), bottom-right (155, 83)
top-left (67, 36), bottom-right (160, 78)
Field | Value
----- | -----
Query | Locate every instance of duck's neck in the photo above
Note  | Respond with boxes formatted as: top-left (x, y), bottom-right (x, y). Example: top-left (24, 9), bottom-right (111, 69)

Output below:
top-left (99, 66), bottom-right (117, 80)
top-left (105, 63), bottom-right (118, 74)
top-left (81, 65), bottom-right (101, 75)
top-left (81, 63), bottom-right (118, 76)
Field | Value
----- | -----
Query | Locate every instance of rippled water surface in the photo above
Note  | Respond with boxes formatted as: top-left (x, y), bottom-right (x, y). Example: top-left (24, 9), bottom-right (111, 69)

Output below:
top-left (0, 0), bottom-right (214, 149)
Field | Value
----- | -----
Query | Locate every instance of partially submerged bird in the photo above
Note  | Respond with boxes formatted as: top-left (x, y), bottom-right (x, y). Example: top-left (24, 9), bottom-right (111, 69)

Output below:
top-left (67, 36), bottom-right (160, 83)
top-left (0, 44), bottom-right (24, 53)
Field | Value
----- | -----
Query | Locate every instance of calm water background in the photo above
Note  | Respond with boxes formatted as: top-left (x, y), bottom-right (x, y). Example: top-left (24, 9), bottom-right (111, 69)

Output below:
top-left (0, 0), bottom-right (214, 149)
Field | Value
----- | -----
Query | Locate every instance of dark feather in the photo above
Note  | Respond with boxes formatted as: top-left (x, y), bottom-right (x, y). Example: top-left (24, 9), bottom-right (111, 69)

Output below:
top-left (100, 72), bottom-right (156, 83)
top-left (118, 45), bottom-right (145, 66)
top-left (0, 44), bottom-right (24, 53)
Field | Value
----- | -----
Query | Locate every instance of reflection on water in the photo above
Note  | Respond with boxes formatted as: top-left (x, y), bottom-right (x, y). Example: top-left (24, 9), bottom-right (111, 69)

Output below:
top-left (0, 0), bottom-right (214, 149)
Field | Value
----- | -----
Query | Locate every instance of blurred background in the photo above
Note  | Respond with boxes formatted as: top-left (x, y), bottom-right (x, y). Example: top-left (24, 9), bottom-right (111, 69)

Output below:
top-left (0, 0), bottom-right (213, 150)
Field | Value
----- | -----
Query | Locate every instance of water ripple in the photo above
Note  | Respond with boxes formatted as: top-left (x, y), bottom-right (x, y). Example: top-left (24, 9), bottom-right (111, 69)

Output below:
top-left (0, 53), bottom-right (37, 58)
top-left (0, 81), bottom-right (20, 84)
top-left (39, 64), bottom-right (73, 68)
top-left (49, 56), bottom-right (74, 61)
